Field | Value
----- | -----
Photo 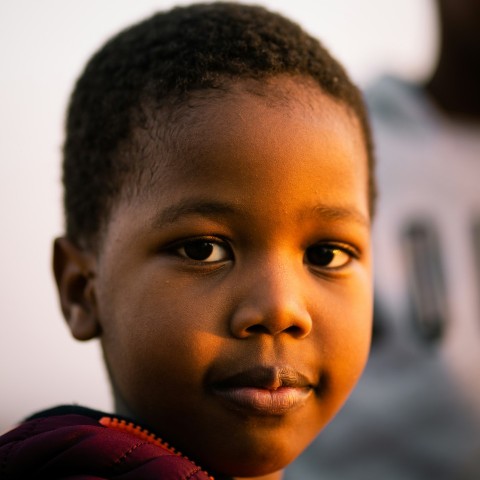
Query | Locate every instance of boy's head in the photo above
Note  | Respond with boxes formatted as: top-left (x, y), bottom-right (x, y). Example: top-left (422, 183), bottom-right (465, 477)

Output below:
top-left (54, 3), bottom-right (374, 478)
top-left (62, 1), bottom-right (374, 250)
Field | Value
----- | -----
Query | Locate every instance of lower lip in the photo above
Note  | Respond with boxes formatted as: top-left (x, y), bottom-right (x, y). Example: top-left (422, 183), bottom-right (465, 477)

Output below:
top-left (212, 386), bottom-right (312, 415)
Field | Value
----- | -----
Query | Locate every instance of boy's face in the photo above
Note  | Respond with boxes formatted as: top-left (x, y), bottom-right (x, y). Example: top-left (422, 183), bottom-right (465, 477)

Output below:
top-left (73, 79), bottom-right (372, 477)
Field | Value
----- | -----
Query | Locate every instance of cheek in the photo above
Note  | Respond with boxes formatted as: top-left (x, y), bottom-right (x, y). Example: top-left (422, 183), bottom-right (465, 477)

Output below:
top-left (311, 276), bottom-right (373, 388)
top-left (99, 276), bottom-right (226, 393)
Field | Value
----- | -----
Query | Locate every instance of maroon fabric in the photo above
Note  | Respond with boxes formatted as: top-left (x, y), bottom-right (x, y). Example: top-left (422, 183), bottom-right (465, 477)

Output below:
top-left (0, 411), bottom-right (212, 479)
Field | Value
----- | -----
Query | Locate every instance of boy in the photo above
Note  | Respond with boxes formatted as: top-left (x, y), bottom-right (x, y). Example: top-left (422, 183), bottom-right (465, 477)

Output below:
top-left (0, 3), bottom-right (375, 479)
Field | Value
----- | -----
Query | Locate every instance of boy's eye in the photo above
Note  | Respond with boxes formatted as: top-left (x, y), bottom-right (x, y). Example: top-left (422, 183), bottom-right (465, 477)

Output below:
top-left (305, 244), bottom-right (353, 269)
top-left (176, 239), bottom-right (231, 262)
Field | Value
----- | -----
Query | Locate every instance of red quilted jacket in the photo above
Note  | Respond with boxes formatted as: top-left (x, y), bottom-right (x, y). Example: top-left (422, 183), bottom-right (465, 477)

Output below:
top-left (0, 406), bottom-right (219, 479)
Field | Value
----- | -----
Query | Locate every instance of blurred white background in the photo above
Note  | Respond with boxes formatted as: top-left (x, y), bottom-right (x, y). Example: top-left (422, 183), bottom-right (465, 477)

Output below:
top-left (0, 0), bottom-right (437, 431)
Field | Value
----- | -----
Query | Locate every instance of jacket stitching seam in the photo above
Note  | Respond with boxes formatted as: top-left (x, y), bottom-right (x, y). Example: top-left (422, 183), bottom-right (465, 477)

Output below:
top-left (114, 440), bottom-right (147, 466)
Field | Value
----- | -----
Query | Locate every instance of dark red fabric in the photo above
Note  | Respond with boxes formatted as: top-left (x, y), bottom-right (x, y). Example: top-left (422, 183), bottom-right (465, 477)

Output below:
top-left (0, 411), bottom-right (212, 479)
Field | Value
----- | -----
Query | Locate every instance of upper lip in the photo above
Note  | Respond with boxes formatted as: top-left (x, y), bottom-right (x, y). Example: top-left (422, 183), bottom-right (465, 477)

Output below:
top-left (212, 365), bottom-right (314, 391)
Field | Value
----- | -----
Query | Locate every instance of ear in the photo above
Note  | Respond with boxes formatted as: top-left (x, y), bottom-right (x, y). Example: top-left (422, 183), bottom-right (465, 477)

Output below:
top-left (53, 237), bottom-right (101, 341)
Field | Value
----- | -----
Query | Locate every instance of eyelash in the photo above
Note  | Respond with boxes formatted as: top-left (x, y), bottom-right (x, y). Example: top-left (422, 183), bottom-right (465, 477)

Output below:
top-left (305, 243), bottom-right (358, 271)
top-left (168, 237), bottom-right (232, 264)
top-left (168, 237), bottom-right (358, 270)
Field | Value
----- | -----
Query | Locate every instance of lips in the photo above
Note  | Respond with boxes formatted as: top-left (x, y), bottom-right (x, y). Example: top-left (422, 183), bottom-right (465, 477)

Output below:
top-left (210, 366), bottom-right (315, 415)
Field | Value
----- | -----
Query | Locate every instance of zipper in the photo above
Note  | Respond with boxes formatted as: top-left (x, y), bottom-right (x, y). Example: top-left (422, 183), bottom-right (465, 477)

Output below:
top-left (99, 416), bottom-right (214, 479)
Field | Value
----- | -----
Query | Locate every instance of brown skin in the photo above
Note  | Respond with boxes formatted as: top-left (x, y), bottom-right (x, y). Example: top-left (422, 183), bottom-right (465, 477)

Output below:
top-left (54, 77), bottom-right (373, 479)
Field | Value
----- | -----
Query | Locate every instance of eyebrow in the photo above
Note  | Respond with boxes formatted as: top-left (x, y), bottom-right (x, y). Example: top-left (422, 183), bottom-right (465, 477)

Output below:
top-left (151, 199), bottom-right (237, 228)
top-left (307, 204), bottom-right (370, 228)
top-left (151, 198), bottom-right (369, 229)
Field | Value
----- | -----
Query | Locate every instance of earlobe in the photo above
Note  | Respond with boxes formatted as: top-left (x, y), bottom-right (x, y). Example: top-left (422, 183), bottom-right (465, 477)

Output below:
top-left (53, 237), bottom-right (101, 341)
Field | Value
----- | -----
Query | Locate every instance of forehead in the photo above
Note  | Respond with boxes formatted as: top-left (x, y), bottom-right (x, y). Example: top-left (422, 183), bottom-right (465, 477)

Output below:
top-left (112, 77), bottom-right (369, 231)
top-left (127, 77), bottom-right (366, 187)
top-left (184, 77), bottom-right (359, 151)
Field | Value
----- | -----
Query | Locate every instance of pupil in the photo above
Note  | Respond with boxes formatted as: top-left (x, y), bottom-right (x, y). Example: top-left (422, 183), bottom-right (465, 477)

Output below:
top-left (184, 241), bottom-right (214, 260)
top-left (306, 246), bottom-right (334, 266)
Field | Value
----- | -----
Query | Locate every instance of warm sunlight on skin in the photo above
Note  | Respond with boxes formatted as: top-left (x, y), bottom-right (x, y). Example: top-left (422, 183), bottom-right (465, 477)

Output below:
top-left (69, 77), bottom-right (373, 479)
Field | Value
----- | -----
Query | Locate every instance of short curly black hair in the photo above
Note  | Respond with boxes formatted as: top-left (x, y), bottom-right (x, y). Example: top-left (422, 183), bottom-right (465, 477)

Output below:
top-left (63, 2), bottom-right (375, 249)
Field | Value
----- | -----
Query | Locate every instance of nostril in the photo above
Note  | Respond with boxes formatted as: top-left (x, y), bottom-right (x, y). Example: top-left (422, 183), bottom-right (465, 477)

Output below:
top-left (284, 325), bottom-right (304, 337)
top-left (245, 324), bottom-right (271, 335)
top-left (230, 303), bottom-right (313, 339)
top-left (244, 324), bottom-right (305, 336)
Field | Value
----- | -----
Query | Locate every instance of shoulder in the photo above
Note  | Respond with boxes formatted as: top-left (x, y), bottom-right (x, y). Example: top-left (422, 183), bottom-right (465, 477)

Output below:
top-left (0, 405), bottom-right (212, 479)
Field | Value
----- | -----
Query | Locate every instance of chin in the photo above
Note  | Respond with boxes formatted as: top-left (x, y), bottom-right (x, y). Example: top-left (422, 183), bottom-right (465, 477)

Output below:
top-left (204, 438), bottom-right (303, 478)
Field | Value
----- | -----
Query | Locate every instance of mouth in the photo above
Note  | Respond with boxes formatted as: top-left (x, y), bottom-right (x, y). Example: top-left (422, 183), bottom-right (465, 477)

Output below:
top-left (210, 366), bottom-right (315, 416)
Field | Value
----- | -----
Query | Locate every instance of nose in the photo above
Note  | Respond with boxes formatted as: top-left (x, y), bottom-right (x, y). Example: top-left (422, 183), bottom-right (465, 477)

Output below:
top-left (229, 258), bottom-right (313, 339)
